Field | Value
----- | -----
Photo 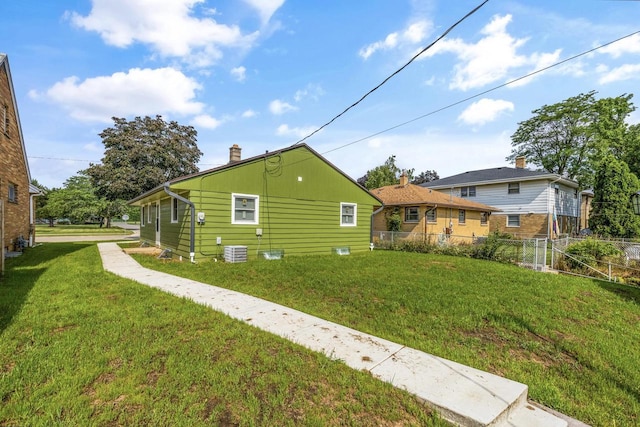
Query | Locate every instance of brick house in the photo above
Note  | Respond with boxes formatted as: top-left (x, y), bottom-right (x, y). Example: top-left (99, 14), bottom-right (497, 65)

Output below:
top-left (1, 53), bottom-right (39, 270)
top-left (371, 174), bottom-right (499, 244)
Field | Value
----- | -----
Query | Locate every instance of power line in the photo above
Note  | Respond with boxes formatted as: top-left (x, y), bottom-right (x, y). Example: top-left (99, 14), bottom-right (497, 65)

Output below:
top-left (320, 30), bottom-right (640, 156)
top-left (291, 0), bottom-right (490, 146)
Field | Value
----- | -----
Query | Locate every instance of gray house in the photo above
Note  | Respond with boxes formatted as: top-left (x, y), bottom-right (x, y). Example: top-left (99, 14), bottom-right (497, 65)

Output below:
top-left (422, 157), bottom-right (580, 238)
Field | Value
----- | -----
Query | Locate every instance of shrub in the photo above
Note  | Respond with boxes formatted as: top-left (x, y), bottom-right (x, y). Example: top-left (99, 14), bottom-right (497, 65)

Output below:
top-left (564, 238), bottom-right (622, 270)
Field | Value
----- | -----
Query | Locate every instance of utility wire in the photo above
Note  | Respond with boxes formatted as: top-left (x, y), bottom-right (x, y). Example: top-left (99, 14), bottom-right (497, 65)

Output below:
top-left (291, 0), bottom-right (490, 146)
top-left (320, 30), bottom-right (640, 156)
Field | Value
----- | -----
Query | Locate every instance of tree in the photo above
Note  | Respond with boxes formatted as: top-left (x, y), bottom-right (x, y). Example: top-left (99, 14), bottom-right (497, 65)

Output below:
top-left (589, 154), bottom-right (640, 238)
top-left (359, 155), bottom-right (414, 190)
top-left (507, 92), bottom-right (636, 189)
top-left (31, 180), bottom-right (56, 227)
top-left (46, 175), bottom-right (104, 225)
top-left (85, 115), bottom-right (202, 202)
top-left (411, 170), bottom-right (439, 185)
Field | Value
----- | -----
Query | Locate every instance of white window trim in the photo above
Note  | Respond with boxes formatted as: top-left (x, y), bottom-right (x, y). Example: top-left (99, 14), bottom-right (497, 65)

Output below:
top-left (458, 209), bottom-right (466, 224)
top-left (171, 197), bottom-right (179, 223)
top-left (426, 208), bottom-right (437, 223)
top-left (232, 193), bottom-right (259, 225)
top-left (147, 203), bottom-right (151, 225)
top-left (507, 214), bottom-right (520, 227)
top-left (404, 206), bottom-right (419, 223)
top-left (508, 182), bottom-right (520, 194)
top-left (340, 202), bottom-right (357, 227)
top-left (141, 206), bottom-right (146, 227)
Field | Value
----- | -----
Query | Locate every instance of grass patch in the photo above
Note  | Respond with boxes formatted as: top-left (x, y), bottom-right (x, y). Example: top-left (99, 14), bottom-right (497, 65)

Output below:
top-left (35, 224), bottom-right (132, 236)
top-left (0, 244), bottom-right (446, 426)
top-left (129, 250), bottom-right (640, 427)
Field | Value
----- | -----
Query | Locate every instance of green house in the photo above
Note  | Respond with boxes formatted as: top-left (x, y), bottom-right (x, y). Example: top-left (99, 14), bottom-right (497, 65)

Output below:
top-left (129, 144), bottom-right (382, 262)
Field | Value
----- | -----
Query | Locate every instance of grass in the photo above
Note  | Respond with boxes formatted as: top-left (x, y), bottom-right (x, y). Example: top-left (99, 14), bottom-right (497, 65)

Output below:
top-left (127, 249), bottom-right (640, 427)
top-left (35, 224), bottom-right (132, 236)
top-left (0, 243), bottom-right (446, 426)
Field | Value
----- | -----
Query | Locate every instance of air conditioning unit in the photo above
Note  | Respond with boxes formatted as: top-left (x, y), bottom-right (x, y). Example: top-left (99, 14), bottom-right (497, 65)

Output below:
top-left (224, 245), bottom-right (247, 263)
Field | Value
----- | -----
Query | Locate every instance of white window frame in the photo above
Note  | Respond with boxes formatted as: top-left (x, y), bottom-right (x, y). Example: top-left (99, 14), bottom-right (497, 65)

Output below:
top-left (147, 203), bottom-right (151, 224)
top-left (171, 197), bottom-right (179, 223)
top-left (480, 212), bottom-right (488, 225)
top-left (458, 209), bottom-right (466, 224)
top-left (232, 193), bottom-right (259, 225)
top-left (340, 202), bottom-right (357, 227)
top-left (141, 206), bottom-right (146, 227)
top-left (461, 186), bottom-right (476, 198)
top-left (404, 206), bottom-right (419, 223)
top-left (508, 182), bottom-right (520, 194)
top-left (426, 208), bottom-right (437, 223)
top-left (507, 215), bottom-right (520, 227)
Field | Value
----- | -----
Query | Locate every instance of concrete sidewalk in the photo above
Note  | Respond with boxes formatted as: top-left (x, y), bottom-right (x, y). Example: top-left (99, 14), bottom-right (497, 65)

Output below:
top-left (98, 242), bottom-right (580, 427)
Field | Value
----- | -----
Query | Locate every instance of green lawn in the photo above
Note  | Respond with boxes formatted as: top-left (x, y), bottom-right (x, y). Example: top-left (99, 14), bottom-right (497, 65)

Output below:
top-left (0, 244), bottom-right (446, 426)
top-left (35, 224), bottom-right (132, 236)
top-left (128, 249), bottom-right (640, 427)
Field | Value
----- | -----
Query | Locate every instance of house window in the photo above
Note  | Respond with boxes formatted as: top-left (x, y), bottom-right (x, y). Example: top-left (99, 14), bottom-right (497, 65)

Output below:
top-left (404, 206), bottom-right (419, 222)
top-left (426, 208), bottom-right (437, 223)
top-left (232, 193), bottom-right (259, 224)
top-left (340, 202), bottom-right (357, 226)
top-left (147, 203), bottom-right (151, 224)
top-left (508, 182), bottom-right (520, 194)
top-left (458, 209), bottom-right (466, 224)
top-left (141, 206), bottom-right (146, 227)
top-left (507, 215), bottom-right (520, 227)
top-left (480, 212), bottom-right (488, 225)
top-left (171, 197), bottom-right (179, 223)
top-left (8, 183), bottom-right (17, 203)
top-left (461, 186), bottom-right (476, 197)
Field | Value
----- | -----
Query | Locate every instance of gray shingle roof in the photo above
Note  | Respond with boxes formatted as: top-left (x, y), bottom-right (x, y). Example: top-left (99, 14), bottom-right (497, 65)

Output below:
top-left (421, 167), bottom-right (573, 189)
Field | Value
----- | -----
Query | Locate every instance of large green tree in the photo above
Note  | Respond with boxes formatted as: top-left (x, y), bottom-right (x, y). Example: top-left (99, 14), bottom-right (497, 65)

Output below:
top-left (358, 155), bottom-right (414, 190)
top-left (46, 175), bottom-right (104, 225)
top-left (507, 91), bottom-right (636, 189)
top-left (85, 115), bottom-right (202, 202)
top-left (589, 154), bottom-right (640, 238)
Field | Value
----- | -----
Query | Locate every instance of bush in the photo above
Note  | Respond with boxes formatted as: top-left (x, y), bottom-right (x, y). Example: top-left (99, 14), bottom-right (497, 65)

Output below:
top-left (564, 238), bottom-right (622, 270)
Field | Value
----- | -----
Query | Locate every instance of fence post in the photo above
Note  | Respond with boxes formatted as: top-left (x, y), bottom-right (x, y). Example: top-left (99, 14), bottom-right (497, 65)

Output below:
top-left (608, 262), bottom-right (612, 282)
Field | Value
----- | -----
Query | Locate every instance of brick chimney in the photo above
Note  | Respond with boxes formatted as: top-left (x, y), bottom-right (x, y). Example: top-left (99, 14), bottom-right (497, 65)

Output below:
top-left (399, 171), bottom-right (409, 186)
top-left (515, 156), bottom-right (526, 169)
top-left (229, 144), bottom-right (242, 163)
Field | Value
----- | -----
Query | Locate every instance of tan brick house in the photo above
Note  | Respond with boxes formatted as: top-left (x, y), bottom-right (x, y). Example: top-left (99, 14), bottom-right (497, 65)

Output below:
top-left (1, 53), bottom-right (39, 271)
top-left (371, 174), bottom-right (499, 244)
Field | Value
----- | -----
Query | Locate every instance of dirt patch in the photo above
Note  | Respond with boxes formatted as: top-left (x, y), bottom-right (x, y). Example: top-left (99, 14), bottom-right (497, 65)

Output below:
top-left (123, 247), bottom-right (162, 256)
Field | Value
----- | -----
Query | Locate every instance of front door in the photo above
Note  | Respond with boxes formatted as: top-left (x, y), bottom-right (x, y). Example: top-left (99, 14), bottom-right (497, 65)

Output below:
top-left (155, 202), bottom-right (161, 246)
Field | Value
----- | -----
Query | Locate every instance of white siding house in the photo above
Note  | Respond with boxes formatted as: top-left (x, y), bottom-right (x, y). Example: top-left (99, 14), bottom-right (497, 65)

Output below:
top-left (423, 159), bottom-right (580, 238)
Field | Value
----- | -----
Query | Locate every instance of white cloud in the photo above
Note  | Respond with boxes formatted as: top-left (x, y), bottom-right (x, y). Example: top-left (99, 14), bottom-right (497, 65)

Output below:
top-left (598, 63), bottom-right (640, 84)
top-left (191, 114), bottom-right (224, 129)
top-left (69, 0), bottom-right (259, 67)
top-left (458, 98), bottom-right (514, 126)
top-left (294, 84), bottom-right (325, 102)
top-left (269, 99), bottom-right (297, 115)
top-left (242, 0), bottom-right (285, 24)
top-left (423, 14), bottom-right (558, 91)
top-left (231, 66), bottom-right (247, 82)
top-left (598, 33), bottom-right (640, 58)
top-left (359, 19), bottom-right (431, 59)
top-left (41, 67), bottom-right (204, 122)
top-left (242, 109), bottom-right (257, 118)
top-left (276, 124), bottom-right (316, 138)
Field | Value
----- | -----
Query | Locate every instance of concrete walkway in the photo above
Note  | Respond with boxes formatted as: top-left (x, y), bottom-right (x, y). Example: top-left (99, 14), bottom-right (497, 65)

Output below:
top-left (97, 242), bottom-right (581, 427)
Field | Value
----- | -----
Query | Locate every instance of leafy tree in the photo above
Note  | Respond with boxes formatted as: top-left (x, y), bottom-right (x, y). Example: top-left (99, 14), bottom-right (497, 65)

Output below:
top-left (589, 154), bottom-right (640, 238)
top-left (31, 180), bottom-right (56, 227)
top-left (411, 170), bottom-right (439, 185)
top-left (359, 155), bottom-right (414, 189)
top-left (85, 115), bottom-right (202, 202)
top-left (46, 175), bottom-right (104, 225)
top-left (507, 91), bottom-right (636, 189)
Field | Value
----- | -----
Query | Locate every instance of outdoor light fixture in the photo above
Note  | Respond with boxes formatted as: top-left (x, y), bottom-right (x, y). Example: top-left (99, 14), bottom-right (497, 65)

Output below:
top-left (632, 191), bottom-right (640, 216)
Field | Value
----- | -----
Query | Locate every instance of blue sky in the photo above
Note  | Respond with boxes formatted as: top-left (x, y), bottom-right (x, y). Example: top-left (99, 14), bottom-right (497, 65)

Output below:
top-left (2, 0), bottom-right (640, 189)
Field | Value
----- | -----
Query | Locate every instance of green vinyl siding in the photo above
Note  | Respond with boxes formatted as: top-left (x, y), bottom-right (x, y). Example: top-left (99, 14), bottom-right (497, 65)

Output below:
top-left (136, 146), bottom-right (379, 260)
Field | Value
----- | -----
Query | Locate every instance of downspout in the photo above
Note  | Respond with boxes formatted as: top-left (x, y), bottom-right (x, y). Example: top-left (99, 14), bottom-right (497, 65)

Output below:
top-left (163, 183), bottom-right (196, 263)
top-left (370, 204), bottom-right (385, 250)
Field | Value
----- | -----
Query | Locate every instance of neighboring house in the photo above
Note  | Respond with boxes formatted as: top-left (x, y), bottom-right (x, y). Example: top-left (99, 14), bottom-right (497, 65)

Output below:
top-left (422, 157), bottom-right (580, 239)
top-left (129, 144), bottom-right (382, 261)
top-left (1, 53), bottom-right (39, 270)
top-left (371, 174), bottom-right (499, 243)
